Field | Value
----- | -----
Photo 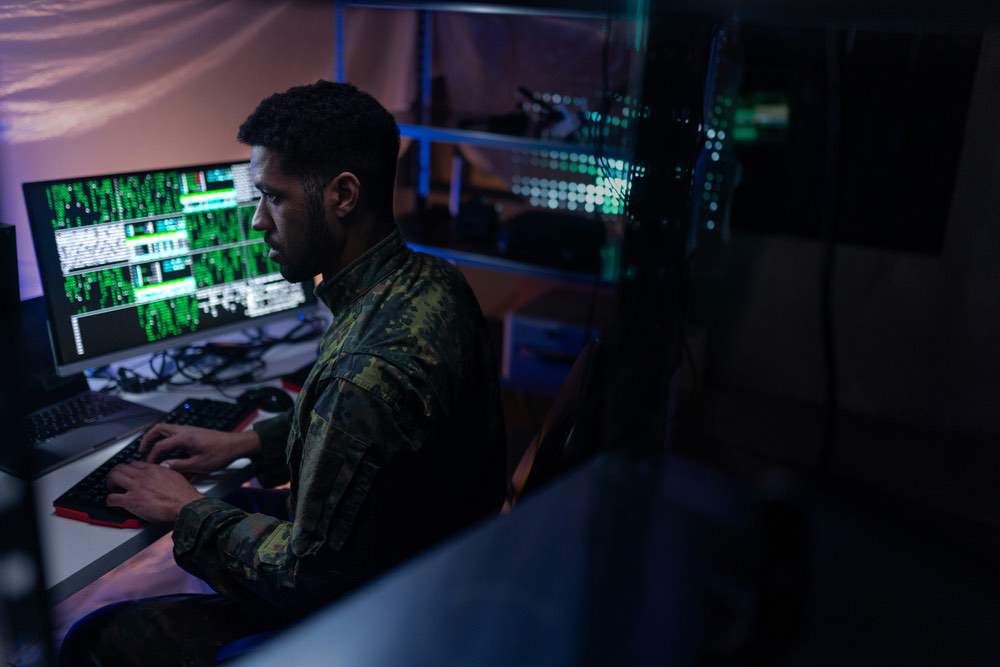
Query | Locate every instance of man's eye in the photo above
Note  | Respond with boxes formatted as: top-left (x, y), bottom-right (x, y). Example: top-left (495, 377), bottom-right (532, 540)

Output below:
top-left (262, 192), bottom-right (281, 205)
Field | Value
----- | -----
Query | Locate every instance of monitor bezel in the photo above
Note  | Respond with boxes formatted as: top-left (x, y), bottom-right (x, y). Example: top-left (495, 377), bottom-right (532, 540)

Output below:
top-left (24, 160), bottom-right (319, 376)
top-left (45, 302), bottom-right (319, 376)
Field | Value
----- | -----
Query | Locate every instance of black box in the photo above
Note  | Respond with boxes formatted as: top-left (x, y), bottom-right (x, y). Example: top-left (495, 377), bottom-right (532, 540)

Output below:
top-left (0, 223), bottom-right (17, 310)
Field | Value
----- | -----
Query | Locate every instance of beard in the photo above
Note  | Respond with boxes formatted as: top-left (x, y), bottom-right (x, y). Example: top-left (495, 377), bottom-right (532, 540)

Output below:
top-left (278, 186), bottom-right (332, 283)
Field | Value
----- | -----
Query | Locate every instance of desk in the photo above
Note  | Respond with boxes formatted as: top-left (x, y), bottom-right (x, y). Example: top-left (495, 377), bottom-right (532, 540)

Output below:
top-left (30, 319), bottom-right (322, 604)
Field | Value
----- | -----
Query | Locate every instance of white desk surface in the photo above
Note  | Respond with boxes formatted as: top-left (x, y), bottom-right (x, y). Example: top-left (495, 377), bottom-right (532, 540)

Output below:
top-left (29, 321), bottom-right (322, 603)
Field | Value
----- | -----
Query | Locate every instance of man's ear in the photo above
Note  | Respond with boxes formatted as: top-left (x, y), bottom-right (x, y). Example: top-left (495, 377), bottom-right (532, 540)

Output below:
top-left (325, 172), bottom-right (361, 219)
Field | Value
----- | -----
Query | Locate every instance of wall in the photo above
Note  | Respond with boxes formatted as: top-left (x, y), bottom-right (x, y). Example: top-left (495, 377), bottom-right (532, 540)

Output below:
top-left (0, 0), bottom-right (411, 300)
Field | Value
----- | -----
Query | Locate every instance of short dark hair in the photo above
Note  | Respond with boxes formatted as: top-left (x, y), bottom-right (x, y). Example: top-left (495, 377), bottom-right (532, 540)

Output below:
top-left (238, 80), bottom-right (400, 209)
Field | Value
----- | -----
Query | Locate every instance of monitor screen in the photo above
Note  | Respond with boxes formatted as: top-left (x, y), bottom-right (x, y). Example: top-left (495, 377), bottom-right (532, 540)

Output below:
top-left (24, 161), bottom-right (315, 375)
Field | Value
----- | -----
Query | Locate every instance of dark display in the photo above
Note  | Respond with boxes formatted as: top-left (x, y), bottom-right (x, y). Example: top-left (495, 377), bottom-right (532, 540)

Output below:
top-left (717, 27), bottom-right (980, 254)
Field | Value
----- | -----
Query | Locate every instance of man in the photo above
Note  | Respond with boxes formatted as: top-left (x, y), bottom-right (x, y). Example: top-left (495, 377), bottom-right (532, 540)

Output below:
top-left (60, 81), bottom-right (507, 664)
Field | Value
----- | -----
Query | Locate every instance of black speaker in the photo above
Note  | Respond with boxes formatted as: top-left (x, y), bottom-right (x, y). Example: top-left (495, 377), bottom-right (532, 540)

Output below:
top-left (0, 223), bottom-right (18, 310)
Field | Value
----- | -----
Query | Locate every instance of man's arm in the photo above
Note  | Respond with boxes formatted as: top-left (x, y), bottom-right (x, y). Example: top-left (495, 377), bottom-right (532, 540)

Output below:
top-left (172, 364), bottom-right (428, 614)
top-left (141, 425), bottom-right (262, 472)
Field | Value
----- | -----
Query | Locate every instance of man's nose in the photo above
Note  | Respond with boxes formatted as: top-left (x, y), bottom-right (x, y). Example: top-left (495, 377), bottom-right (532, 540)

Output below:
top-left (251, 198), bottom-right (272, 232)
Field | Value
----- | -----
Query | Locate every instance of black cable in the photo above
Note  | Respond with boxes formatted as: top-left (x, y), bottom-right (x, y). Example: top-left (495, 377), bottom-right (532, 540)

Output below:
top-left (97, 316), bottom-right (325, 395)
top-left (581, 0), bottom-right (619, 346)
top-left (592, 8), bottom-right (628, 202)
top-left (158, 316), bottom-right (325, 390)
top-left (816, 29), bottom-right (842, 474)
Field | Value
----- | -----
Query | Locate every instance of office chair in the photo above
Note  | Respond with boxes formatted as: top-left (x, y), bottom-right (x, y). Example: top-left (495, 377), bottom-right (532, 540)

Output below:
top-left (503, 341), bottom-right (599, 511)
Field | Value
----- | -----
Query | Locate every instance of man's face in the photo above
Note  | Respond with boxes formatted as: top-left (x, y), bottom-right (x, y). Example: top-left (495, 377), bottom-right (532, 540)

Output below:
top-left (249, 145), bottom-right (331, 283)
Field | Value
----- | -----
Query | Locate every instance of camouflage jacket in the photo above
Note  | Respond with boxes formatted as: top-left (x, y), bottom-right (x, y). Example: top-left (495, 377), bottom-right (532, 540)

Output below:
top-left (172, 228), bottom-right (506, 616)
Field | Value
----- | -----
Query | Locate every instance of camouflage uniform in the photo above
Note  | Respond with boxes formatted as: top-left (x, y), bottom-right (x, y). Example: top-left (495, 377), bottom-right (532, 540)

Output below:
top-left (60, 228), bottom-right (507, 664)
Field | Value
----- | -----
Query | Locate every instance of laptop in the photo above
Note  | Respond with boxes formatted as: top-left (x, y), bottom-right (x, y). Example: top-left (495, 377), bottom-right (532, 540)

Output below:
top-left (2, 297), bottom-right (162, 479)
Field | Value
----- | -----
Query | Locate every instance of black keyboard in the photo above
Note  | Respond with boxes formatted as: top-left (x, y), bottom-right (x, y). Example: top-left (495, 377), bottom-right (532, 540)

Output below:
top-left (25, 392), bottom-right (139, 447)
top-left (53, 398), bottom-right (258, 529)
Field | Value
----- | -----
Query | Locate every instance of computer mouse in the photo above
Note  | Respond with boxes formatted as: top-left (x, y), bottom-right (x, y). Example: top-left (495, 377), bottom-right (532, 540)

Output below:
top-left (237, 387), bottom-right (295, 413)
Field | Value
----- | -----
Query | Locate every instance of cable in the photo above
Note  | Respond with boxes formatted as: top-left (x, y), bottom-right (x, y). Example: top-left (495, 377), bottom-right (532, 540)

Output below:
top-left (101, 315), bottom-right (326, 394)
top-left (580, 0), bottom-right (620, 347)
top-left (594, 8), bottom-right (629, 202)
top-left (816, 29), bottom-right (842, 474)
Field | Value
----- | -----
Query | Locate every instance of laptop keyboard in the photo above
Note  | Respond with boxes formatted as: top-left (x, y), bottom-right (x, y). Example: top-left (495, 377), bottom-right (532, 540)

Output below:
top-left (53, 397), bottom-right (258, 528)
top-left (25, 392), bottom-right (138, 446)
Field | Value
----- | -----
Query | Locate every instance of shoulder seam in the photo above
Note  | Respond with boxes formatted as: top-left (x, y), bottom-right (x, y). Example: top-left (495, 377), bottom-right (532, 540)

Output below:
top-left (323, 372), bottom-right (402, 415)
top-left (329, 351), bottom-right (440, 418)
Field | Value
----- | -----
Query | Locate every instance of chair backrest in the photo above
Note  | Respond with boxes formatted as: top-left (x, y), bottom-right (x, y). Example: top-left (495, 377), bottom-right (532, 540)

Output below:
top-left (503, 341), bottom-right (598, 511)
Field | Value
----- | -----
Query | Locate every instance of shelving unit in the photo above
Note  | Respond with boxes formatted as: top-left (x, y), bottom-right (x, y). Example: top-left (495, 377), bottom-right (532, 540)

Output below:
top-left (395, 122), bottom-right (630, 160)
top-left (334, 0), bottom-right (642, 284)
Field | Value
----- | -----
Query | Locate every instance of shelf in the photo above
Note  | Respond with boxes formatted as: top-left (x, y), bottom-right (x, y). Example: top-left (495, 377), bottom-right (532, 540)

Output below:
top-left (405, 240), bottom-right (613, 286)
top-left (398, 122), bottom-right (630, 161)
top-left (339, 1), bottom-right (631, 20)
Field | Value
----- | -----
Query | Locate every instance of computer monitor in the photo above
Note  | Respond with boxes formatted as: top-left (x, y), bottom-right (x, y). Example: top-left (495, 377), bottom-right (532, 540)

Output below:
top-left (23, 161), bottom-right (316, 376)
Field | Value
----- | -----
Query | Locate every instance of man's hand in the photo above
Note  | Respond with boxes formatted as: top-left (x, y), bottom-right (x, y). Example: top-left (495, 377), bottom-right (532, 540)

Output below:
top-left (140, 424), bottom-right (261, 473)
top-left (106, 461), bottom-right (204, 524)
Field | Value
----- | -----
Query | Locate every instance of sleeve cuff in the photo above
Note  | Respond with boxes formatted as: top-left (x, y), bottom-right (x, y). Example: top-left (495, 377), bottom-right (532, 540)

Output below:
top-left (173, 497), bottom-right (238, 555)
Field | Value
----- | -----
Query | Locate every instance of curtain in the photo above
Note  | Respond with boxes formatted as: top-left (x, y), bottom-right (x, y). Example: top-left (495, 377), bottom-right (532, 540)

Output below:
top-left (0, 0), bottom-right (338, 298)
